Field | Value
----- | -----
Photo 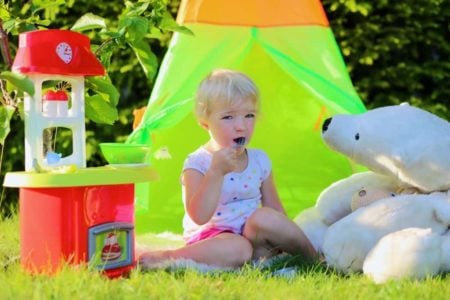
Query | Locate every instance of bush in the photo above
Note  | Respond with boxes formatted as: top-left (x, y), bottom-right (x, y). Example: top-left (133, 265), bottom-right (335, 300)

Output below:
top-left (322, 0), bottom-right (450, 120)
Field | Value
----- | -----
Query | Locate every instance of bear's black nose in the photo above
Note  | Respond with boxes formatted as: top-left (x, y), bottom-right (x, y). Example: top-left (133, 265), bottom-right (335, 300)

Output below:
top-left (322, 117), bottom-right (332, 133)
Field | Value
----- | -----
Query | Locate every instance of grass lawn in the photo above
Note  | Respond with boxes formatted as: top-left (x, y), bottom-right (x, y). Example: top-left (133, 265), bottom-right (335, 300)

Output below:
top-left (1, 215), bottom-right (450, 300)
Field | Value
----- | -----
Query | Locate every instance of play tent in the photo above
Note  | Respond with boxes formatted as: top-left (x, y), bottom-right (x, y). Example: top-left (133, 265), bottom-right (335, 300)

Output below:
top-left (128, 0), bottom-right (366, 233)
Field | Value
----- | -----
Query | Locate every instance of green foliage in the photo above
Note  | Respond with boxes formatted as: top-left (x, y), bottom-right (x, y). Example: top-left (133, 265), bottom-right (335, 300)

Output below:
top-left (0, 0), bottom-right (448, 216)
top-left (0, 71), bottom-right (32, 145)
top-left (71, 13), bottom-right (106, 32)
top-left (84, 76), bottom-right (120, 124)
top-left (0, 71), bottom-right (34, 97)
top-left (128, 39), bottom-right (158, 82)
top-left (322, 0), bottom-right (450, 120)
top-left (0, 105), bottom-right (14, 145)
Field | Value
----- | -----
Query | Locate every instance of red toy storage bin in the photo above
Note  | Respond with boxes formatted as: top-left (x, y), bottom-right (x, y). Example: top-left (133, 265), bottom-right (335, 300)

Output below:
top-left (20, 184), bottom-right (135, 278)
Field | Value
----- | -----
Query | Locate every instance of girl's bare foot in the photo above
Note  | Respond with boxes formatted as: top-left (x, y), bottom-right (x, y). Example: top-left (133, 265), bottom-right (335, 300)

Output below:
top-left (138, 250), bottom-right (170, 270)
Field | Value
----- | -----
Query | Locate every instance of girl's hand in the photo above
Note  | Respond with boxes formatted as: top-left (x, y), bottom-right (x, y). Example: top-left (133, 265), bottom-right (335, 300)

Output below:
top-left (210, 147), bottom-right (239, 175)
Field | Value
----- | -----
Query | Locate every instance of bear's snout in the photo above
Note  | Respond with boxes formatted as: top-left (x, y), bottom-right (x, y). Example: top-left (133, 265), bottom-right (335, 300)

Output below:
top-left (322, 117), bottom-right (332, 133)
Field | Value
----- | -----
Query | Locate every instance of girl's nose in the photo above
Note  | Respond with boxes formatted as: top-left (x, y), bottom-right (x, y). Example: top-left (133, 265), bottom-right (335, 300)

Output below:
top-left (234, 117), bottom-right (246, 131)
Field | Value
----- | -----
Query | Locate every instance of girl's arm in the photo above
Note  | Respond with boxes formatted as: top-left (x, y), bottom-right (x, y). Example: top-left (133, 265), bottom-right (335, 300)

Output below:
top-left (182, 168), bottom-right (224, 225)
top-left (260, 172), bottom-right (287, 215)
top-left (183, 147), bottom-right (238, 225)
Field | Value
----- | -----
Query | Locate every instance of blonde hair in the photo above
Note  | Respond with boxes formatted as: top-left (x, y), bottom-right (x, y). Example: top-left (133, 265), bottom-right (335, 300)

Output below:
top-left (195, 69), bottom-right (259, 119)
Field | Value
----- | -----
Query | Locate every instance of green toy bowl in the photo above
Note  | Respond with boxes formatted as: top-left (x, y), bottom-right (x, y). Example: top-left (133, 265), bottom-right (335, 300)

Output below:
top-left (100, 143), bottom-right (151, 165)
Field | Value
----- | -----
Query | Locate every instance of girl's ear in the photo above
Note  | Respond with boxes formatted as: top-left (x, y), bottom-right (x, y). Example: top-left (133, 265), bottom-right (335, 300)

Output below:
top-left (198, 119), bottom-right (209, 130)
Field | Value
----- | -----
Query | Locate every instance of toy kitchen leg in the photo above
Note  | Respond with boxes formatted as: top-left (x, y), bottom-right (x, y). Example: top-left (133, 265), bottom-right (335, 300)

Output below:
top-left (19, 183), bottom-right (135, 278)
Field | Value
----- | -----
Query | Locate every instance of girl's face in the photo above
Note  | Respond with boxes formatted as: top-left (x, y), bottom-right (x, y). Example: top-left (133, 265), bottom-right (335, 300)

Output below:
top-left (201, 98), bottom-right (257, 151)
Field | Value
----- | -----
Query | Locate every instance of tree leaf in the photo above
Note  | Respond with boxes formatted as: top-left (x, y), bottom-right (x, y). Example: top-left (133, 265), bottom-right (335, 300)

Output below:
top-left (85, 94), bottom-right (118, 125)
top-left (0, 8), bottom-right (11, 21)
top-left (17, 101), bottom-right (25, 121)
top-left (119, 16), bottom-right (148, 43)
top-left (159, 12), bottom-right (193, 35)
top-left (0, 105), bottom-right (15, 145)
top-left (123, 1), bottom-right (149, 16)
top-left (129, 39), bottom-right (158, 82)
top-left (71, 13), bottom-right (107, 32)
top-left (85, 76), bottom-right (120, 106)
top-left (0, 71), bottom-right (35, 96)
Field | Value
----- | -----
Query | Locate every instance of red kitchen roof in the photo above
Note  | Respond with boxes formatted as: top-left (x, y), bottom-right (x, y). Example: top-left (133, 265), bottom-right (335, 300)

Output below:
top-left (12, 29), bottom-right (105, 76)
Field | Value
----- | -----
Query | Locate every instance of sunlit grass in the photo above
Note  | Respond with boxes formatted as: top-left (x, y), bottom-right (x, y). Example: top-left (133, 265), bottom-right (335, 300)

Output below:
top-left (1, 215), bottom-right (450, 299)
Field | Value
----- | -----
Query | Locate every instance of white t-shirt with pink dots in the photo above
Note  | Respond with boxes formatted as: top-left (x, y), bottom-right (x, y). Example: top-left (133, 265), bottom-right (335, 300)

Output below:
top-left (181, 146), bottom-right (272, 243)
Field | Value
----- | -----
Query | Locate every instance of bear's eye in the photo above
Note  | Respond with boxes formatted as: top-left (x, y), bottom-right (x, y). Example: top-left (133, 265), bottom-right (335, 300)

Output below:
top-left (355, 133), bottom-right (360, 140)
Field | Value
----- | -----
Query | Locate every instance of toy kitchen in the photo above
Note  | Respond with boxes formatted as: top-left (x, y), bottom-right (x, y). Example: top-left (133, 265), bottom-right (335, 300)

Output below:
top-left (3, 29), bottom-right (158, 278)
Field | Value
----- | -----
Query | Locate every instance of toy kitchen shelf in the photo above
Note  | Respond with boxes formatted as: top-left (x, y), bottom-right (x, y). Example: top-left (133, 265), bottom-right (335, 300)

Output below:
top-left (4, 166), bottom-right (159, 278)
top-left (4, 165), bottom-right (158, 187)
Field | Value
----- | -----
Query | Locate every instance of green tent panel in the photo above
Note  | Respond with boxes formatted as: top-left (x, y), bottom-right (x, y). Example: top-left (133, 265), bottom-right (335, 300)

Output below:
top-left (129, 5), bottom-right (366, 234)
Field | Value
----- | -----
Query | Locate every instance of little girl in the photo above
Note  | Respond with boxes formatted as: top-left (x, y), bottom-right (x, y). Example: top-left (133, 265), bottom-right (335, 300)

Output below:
top-left (139, 69), bottom-right (316, 268)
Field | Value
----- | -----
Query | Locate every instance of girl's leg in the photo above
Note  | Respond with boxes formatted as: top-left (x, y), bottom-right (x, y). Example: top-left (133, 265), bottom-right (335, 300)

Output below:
top-left (242, 207), bottom-right (317, 260)
top-left (139, 233), bottom-right (253, 269)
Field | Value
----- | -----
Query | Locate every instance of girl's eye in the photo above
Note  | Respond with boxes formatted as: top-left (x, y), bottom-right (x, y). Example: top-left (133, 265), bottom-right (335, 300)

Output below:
top-left (221, 115), bottom-right (233, 120)
top-left (246, 113), bottom-right (255, 118)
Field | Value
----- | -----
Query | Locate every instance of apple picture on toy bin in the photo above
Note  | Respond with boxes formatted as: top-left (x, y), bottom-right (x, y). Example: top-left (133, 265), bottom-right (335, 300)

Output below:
top-left (42, 89), bottom-right (69, 117)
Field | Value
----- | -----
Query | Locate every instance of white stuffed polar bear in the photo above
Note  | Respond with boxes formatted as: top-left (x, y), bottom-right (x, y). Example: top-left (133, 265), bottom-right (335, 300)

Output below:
top-left (293, 207), bottom-right (328, 253)
top-left (322, 192), bottom-right (450, 273)
top-left (321, 104), bottom-right (450, 192)
top-left (363, 228), bottom-right (450, 283)
top-left (315, 171), bottom-right (398, 225)
top-left (295, 104), bottom-right (450, 283)
top-left (294, 171), bottom-right (398, 252)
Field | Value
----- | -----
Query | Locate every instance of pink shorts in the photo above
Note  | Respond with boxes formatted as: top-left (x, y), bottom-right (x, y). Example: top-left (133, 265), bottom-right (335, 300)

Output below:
top-left (186, 227), bottom-right (235, 245)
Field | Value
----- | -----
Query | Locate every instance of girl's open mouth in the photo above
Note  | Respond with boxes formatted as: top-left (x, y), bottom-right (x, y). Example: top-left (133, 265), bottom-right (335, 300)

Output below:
top-left (233, 137), bottom-right (246, 146)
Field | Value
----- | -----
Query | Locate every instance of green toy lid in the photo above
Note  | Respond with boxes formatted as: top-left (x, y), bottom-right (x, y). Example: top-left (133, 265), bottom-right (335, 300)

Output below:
top-left (3, 165), bottom-right (159, 188)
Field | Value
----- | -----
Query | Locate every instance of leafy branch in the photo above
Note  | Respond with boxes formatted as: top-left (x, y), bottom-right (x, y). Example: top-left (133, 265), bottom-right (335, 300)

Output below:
top-left (0, 0), bottom-right (191, 145)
